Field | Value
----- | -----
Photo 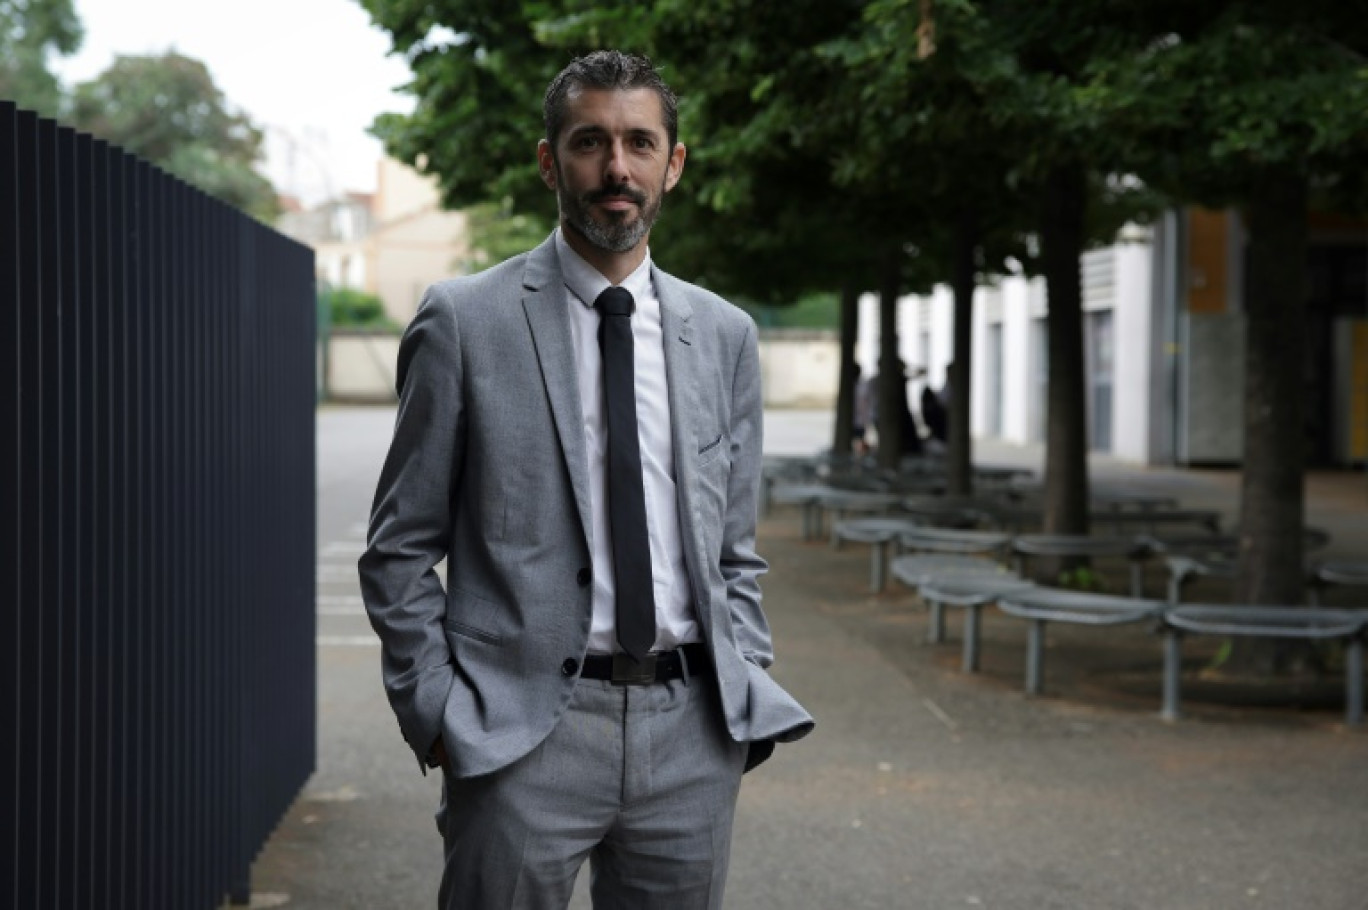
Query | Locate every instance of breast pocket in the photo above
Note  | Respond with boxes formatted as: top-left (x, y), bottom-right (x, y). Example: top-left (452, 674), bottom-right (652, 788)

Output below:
top-left (697, 432), bottom-right (725, 467)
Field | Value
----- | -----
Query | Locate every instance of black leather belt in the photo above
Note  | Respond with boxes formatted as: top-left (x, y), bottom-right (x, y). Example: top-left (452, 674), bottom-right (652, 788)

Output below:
top-left (580, 643), bottom-right (711, 685)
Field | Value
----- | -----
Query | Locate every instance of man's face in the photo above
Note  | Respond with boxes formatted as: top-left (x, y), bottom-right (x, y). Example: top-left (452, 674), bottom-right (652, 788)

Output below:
top-left (539, 87), bottom-right (686, 255)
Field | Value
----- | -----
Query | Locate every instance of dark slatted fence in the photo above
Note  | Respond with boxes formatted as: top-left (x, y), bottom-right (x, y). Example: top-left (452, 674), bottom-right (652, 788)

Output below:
top-left (1, 101), bottom-right (316, 910)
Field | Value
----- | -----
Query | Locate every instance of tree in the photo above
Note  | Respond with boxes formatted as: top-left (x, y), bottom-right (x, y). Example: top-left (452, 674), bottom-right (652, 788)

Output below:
top-left (361, 0), bottom-right (912, 460)
top-left (67, 52), bottom-right (279, 221)
top-left (1087, 2), bottom-right (1368, 610)
top-left (0, 0), bottom-right (82, 117)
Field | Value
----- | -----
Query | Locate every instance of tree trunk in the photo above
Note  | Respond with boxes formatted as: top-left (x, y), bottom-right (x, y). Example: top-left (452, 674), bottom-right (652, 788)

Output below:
top-left (1040, 162), bottom-right (1090, 536)
top-left (877, 247), bottom-right (904, 470)
top-left (947, 208), bottom-right (977, 496)
top-left (832, 282), bottom-right (861, 457)
top-left (1234, 170), bottom-right (1308, 608)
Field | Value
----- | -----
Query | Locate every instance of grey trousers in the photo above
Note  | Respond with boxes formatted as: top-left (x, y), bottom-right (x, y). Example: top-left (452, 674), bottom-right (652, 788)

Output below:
top-left (436, 671), bottom-right (749, 910)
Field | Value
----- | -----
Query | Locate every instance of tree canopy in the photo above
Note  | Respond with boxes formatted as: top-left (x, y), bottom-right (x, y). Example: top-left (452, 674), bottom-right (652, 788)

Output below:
top-left (68, 52), bottom-right (280, 221)
top-left (359, 0), bottom-right (1368, 604)
top-left (0, 0), bottom-right (83, 116)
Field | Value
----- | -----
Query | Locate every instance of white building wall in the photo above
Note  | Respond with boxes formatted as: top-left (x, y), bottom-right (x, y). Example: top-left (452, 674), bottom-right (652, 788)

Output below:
top-left (970, 286), bottom-right (993, 437)
top-left (851, 228), bottom-right (1158, 462)
top-left (1111, 229), bottom-right (1155, 461)
top-left (1000, 277), bottom-right (1035, 444)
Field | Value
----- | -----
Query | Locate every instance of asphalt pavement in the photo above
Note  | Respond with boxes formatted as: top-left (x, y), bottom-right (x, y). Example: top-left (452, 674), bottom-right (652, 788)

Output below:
top-left (236, 407), bottom-right (1368, 910)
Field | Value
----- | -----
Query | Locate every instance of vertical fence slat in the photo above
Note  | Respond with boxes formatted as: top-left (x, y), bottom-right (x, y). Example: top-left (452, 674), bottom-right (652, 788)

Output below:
top-left (3, 106), bottom-right (316, 910)
top-left (0, 98), bottom-right (19, 910)
top-left (14, 108), bottom-right (42, 905)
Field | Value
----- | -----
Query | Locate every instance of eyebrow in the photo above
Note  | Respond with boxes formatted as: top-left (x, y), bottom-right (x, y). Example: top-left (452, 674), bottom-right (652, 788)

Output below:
top-left (565, 124), bottom-right (663, 143)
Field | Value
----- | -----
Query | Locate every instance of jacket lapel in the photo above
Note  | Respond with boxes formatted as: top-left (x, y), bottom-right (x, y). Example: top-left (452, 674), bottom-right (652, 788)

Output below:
top-left (521, 237), bottom-right (594, 551)
top-left (655, 267), bottom-right (699, 476)
top-left (655, 267), bottom-right (716, 634)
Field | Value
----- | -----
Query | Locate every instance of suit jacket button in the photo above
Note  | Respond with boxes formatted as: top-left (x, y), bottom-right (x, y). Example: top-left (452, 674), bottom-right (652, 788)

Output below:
top-left (561, 658), bottom-right (579, 677)
top-left (576, 568), bottom-right (592, 586)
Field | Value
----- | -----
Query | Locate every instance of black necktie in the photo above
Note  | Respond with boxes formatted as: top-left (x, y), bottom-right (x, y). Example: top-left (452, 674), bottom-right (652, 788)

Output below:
top-left (594, 286), bottom-right (657, 663)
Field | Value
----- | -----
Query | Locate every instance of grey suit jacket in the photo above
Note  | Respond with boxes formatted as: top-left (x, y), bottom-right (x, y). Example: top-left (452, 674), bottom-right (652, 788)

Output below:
top-left (359, 234), bottom-right (814, 778)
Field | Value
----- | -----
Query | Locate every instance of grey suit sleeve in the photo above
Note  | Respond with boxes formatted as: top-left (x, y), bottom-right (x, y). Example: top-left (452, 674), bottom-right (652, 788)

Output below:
top-left (358, 290), bottom-right (463, 767)
top-left (721, 321), bottom-right (776, 667)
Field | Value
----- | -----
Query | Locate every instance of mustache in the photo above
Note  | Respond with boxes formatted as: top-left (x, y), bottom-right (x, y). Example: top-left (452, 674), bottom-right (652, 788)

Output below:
top-left (585, 184), bottom-right (647, 206)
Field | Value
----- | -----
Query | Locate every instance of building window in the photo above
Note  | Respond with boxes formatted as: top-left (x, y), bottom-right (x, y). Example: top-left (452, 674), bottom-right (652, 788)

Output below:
top-left (1087, 310), bottom-right (1114, 452)
top-left (987, 323), bottom-right (1004, 437)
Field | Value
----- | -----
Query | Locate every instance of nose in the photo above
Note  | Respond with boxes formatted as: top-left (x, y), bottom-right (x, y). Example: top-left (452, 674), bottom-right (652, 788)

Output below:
top-left (604, 139), bottom-right (630, 185)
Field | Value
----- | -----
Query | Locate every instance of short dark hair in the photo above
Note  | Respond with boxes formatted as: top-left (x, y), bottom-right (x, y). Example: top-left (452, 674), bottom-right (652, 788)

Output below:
top-left (543, 51), bottom-right (679, 151)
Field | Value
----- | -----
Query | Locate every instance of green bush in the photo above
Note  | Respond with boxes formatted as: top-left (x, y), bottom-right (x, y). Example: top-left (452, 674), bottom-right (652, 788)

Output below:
top-left (327, 288), bottom-right (397, 331)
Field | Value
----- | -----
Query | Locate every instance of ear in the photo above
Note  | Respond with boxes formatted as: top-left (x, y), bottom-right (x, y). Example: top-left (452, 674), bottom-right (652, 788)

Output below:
top-left (537, 139), bottom-right (557, 190)
top-left (663, 142), bottom-right (687, 193)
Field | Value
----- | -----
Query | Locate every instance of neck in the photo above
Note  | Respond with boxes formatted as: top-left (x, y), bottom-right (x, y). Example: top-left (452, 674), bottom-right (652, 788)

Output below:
top-left (561, 221), bottom-right (648, 285)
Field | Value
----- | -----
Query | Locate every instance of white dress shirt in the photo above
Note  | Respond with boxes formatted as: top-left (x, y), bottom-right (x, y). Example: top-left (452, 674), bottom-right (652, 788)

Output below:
top-left (555, 229), bottom-right (698, 654)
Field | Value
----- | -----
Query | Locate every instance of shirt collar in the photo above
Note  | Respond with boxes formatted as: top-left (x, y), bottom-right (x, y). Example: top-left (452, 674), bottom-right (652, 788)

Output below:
top-left (555, 227), bottom-right (654, 311)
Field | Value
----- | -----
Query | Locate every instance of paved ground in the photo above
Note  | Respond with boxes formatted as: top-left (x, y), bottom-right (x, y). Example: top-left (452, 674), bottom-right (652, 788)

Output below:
top-left (237, 407), bottom-right (1368, 909)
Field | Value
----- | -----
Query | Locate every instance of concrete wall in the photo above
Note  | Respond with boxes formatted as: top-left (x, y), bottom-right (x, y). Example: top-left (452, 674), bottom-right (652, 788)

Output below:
top-left (757, 330), bottom-right (840, 408)
top-left (327, 333), bottom-right (401, 403)
top-left (325, 331), bottom-right (843, 408)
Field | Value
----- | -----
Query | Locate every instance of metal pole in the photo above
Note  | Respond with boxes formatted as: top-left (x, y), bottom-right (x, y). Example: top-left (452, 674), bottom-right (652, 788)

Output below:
top-left (962, 602), bottom-right (982, 672)
top-left (1026, 619), bottom-right (1045, 694)
top-left (1161, 629), bottom-right (1183, 721)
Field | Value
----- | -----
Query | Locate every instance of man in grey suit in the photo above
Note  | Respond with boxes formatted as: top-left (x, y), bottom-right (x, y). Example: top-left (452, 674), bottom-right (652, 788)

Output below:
top-left (359, 50), bottom-right (813, 909)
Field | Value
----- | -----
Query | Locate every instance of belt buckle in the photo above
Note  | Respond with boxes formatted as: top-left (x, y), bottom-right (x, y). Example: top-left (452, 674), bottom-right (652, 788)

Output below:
top-left (611, 653), bottom-right (657, 685)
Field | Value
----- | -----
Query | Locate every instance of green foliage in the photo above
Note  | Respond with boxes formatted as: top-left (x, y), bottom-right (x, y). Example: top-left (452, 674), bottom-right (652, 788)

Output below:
top-left (327, 288), bottom-right (398, 331)
top-left (1057, 565), bottom-right (1108, 593)
top-left (1081, 3), bottom-right (1368, 213)
top-left (742, 292), bottom-right (839, 330)
top-left (0, 0), bottom-right (83, 116)
top-left (460, 197), bottom-right (552, 274)
top-left (67, 52), bottom-right (280, 221)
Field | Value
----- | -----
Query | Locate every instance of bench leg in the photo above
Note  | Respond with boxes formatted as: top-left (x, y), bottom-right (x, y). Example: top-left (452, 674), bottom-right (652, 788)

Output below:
top-left (1129, 561), bottom-right (1143, 598)
top-left (871, 541), bottom-right (887, 593)
top-left (1026, 620), bottom-right (1044, 695)
top-left (962, 603), bottom-right (982, 673)
top-left (1166, 571), bottom-right (1187, 605)
top-left (1161, 629), bottom-right (1182, 722)
top-left (830, 511), bottom-right (842, 549)
top-left (928, 599), bottom-right (945, 644)
top-left (1347, 638), bottom-right (1363, 727)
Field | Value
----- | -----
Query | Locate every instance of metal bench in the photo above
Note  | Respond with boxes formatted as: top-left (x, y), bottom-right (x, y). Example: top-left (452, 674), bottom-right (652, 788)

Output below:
top-left (917, 575), bottom-right (1035, 672)
top-left (1090, 489), bottom-right (1181, 512)
top-left (1164, 554), bottom-right (1237, 604)
top-left (1158, 530), bottom-right (1334, 603)
top-left (1309, 561), bottom-right (1368, 606)
top-left (768, 483), bottom-right (836, 541)
top-left (1160, 605), bottom-right (1367, 726)
top-left (900, 496), bottom-right (1002, 529)
top-left (996, 589), bottom-right (1168, 695)
top-left (821, 490), bottom-right (904, 547)
top-left (833, 517), bottom-right (925, 592)
top-left (899, 526), bottom-right (1014, 558)
top-left (891, 553), bottom-right (1015, 589)
top-left (1087, 508), bottom-right (1223, 537)
top-left (1011, 534), bottom-right (1156, 597)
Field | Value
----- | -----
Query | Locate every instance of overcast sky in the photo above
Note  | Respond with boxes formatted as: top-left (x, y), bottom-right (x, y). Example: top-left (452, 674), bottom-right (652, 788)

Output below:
top-left (54, 0), bottom-right (418, 205)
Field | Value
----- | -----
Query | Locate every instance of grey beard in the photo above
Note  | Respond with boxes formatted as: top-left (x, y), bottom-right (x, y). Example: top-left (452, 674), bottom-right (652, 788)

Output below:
top-left (557, 178), bottom-right (664, 254)
top-left (567, 202), bottom-right (652, 253)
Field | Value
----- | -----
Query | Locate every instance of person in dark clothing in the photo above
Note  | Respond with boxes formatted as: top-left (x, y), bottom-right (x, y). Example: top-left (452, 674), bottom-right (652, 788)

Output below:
top-left (920, 383), bottom-right (947, 444)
